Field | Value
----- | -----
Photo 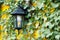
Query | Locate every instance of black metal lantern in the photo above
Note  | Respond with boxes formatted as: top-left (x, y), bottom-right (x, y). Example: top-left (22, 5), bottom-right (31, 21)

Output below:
top-left (11, 5), bottom-right (27, 30)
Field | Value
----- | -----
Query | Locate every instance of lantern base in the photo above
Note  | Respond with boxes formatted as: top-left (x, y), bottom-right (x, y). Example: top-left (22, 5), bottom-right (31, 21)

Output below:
top-left (15, 27), bottom-right (22, 30)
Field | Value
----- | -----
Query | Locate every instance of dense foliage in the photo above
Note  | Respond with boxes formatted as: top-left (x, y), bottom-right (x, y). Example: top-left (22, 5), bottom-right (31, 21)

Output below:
top-left (0, 0), bottom-right (60, 40)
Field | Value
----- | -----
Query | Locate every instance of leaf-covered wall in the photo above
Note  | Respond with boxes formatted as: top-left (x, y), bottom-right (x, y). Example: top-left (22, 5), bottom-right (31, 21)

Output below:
top-left (0, 0), bottom-right (60, 40)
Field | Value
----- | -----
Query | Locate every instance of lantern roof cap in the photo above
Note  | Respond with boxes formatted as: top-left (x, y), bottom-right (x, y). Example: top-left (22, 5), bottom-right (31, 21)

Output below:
top-left (11, 5), bottom-right (27, 15)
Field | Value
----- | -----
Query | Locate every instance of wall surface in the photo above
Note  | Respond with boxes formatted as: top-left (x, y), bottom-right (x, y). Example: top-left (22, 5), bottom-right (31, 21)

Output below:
top-left (0, 0), bottom-right (60, 40)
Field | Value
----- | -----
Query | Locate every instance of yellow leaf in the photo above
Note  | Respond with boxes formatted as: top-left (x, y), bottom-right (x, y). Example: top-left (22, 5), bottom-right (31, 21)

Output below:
top-left (17, 35), bottom-right (20, 40)
top-left (4, 31), bottom-right (8, 36)
top-left (15, 0), bottom-right (19, 2)
top-left (44, 10), bottom-right (48, 13)
top-left (43, 37), bottom-right (47, 40)
top-left (0, 25), bottom-right (3, 30)
top-left (32, 30), bottom-right (39, 39)
top-left (16, 29), bottom-right (23, 39)
top-left (0, 35), bottom-right (2, 40)
top-left (32, 2), bottom-right (37, 7)
top-left (24, 32), bottom-right (30, 38)
top-left (1, 14), bottom-right (9, 19)
top-left (50, 8), bottom-right (55, 13)
top-left (19, 29), bottom-right (23, 34)
top-left (1, 4), bottom-right (10, 11)
top-left (15, 29), bottom-right (18, 36)
top-left (0, 32), bottom-right (3, 40)
top-left (0, 34), bottom-right (2, 40)
top-left (17, 33), bottom-right (23, 39)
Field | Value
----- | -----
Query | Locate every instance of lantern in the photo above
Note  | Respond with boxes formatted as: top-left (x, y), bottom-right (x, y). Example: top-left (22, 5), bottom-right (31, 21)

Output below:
top-left (11, 5), bottom-right (27, 30)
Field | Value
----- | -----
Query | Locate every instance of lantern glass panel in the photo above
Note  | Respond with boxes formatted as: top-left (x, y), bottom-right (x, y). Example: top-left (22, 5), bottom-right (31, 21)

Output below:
top-left (13, 15), bottom-right (23, 29)
top-left (17, 15), bottom-right (22, 27)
